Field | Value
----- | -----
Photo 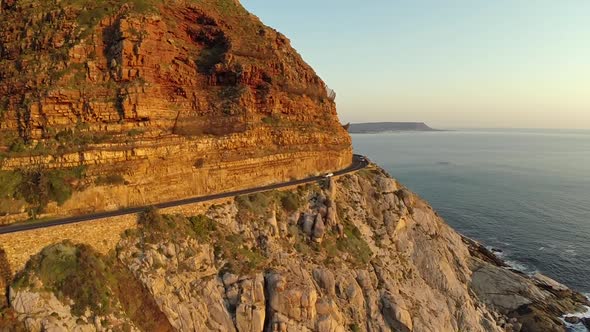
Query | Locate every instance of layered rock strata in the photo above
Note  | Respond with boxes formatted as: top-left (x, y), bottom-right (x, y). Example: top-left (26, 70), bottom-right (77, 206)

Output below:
top-left (0, 0), bottom-right (351, 222)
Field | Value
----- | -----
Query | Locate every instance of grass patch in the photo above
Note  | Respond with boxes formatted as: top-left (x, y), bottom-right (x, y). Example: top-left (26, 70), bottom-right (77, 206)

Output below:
top-left (337, 223), bottom-right (372, 266)
top-left (235, 192), bottom-right (274, 217)
top-left (216, 234), bottom-right (266, 275)
top-left (235, 189), bottom-right (306, 220)
top-left (188, 214), bottom-right (218, 242)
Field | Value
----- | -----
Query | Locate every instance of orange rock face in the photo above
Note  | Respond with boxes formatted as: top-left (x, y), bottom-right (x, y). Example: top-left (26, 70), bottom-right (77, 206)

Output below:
top-left (0, 0), bottom-right (352, 221)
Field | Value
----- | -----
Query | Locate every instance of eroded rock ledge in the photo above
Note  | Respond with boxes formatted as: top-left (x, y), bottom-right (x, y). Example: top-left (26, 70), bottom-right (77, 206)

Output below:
top-left (2, 166), bottom-right (587, 331)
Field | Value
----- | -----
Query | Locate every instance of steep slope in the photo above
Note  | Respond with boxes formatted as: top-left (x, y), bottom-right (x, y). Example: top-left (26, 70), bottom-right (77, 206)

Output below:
top-left (4, 167), bottom-right (588, 331)
top-left (0, 0), bottom-right (351, 222)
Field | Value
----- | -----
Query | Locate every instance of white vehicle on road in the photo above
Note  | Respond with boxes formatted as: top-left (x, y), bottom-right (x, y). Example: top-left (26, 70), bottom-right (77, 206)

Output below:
top-left (323, 173), bottom-right (334, 178)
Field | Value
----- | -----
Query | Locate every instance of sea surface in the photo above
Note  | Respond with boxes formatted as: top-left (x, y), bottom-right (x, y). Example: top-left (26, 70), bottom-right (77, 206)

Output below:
top-left (352, 129), bottom-right (590, 294)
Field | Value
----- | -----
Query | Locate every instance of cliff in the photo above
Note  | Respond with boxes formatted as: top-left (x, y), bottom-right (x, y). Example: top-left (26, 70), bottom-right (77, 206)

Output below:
top-left (348, 122), bottom-right (438, 133)
top-left (0, 0), bottom-right (351, 222)
top-left (1, 167), bottom-right (588, 331)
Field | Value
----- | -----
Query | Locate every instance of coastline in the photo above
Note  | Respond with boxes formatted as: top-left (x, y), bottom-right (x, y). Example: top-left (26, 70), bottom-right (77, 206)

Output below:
top-left (351, 129), bottom-right (590, 295)
top-left (349, 129), bottom-right (450, 134)
top-left (347, 122), bottom-right (446, 134)
top-left (463, 234), bottom-right (590, 330)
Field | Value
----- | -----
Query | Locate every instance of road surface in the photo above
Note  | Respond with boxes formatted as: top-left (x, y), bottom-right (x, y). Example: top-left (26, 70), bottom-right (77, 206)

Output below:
top-left (0, 154), bottom-right (369, 235)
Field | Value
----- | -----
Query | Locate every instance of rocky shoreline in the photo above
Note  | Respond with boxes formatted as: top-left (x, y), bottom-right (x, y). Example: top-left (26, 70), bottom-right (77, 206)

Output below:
top-left (463, 235), bottom-right (590, 331)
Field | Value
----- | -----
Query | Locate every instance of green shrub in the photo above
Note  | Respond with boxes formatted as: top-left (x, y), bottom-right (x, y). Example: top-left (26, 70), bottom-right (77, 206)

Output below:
top-left (215, 234), bottom-right (266, 275)
top-left (127, 129), bottom-right (144, 137)
top-left (18, 170), bottom-right (51, 215)
top-left (138, 206), bottom-right (163, 228)
top-left (16, 167), bottom-right (86, 217)
top-left (262, 116), bottom-right (280, 126)
top-left (279, 191), bottom-right (303, 212)
top-left (350, 324), bottom-right (361, 332)
top-left (235, 192), bottom-right (273, 216)
top-left (31, 142), bottom-right (50, 154)
top-left (47, 172), bottom-right (73, 206)
top-left (0, 171), bottom-right (22, 199)
top-left (188, 215), bottom-right (217, 242)
top-left (8, 141), bottom-right (26, 153)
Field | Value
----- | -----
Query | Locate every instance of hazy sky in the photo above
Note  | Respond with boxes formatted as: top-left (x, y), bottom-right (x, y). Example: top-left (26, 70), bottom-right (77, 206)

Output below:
top-left (241, 1), bottom-right (590, 129)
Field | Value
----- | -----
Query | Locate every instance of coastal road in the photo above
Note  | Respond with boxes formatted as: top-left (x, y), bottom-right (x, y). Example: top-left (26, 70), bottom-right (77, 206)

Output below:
top-left (0, 154), bottom-right (369, 235)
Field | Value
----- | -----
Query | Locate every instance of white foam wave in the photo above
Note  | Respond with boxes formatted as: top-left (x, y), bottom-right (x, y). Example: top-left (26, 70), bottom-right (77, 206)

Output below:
top-left (504, 259), bottom-right (537, 275)
top-left (561, 294), bottom-right (590, 332)
top-left (485, 246), bottom-right (538, 275)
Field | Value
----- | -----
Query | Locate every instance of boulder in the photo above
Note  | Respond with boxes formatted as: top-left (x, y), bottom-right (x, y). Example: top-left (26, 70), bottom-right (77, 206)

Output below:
top-left (313, 269), bottom-right (336, 296)
top-left (266, 210), bottom-right (279, 236)
top-left (381, 295), bottom-right (413, 332)
top-left (301, 213), bottom-right (315, 236)
top-left (236, 274), bottom-right (266, 332)
top-left (470, 260), bottom-right (546, 313)
top-left (326, 205), bottom-right (338, 226)
top-left (312, 214), bottom-right (326, 242)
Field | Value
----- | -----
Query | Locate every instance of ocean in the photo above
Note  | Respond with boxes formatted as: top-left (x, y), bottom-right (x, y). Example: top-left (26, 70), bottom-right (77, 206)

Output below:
top-left (352, 129), bottom-right (590, 293)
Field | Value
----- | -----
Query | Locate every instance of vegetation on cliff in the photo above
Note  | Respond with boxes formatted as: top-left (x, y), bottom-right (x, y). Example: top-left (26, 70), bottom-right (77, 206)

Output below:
top-left (0, 166), bottom-right (85, 217)
top-left (11, 240), bottom-right (173, 331)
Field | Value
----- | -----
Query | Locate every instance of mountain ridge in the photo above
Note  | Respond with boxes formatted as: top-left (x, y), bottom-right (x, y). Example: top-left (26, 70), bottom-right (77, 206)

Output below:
top-left (348, 122), bottom-right (440, 133)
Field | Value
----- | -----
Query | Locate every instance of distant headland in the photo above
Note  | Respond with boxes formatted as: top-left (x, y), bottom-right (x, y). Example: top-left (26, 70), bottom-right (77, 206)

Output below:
top-left (348, 122), bottom-right (441, 133)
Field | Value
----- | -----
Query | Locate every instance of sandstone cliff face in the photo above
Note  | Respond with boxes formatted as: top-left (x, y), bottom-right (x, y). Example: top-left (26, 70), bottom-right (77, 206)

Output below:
top-left (4, 168), bottom-right (588, 331)
top-left (0, 0), bottom-right (351, 222)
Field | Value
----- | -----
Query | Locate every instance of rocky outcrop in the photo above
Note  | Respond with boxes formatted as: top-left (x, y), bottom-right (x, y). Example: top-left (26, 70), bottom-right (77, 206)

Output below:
top-left (10, 290), bottom-right (138, 332)
top-left (5, 167), bottom-right (588, 331)
top-left (0, 0), bottom-right (351, 222)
